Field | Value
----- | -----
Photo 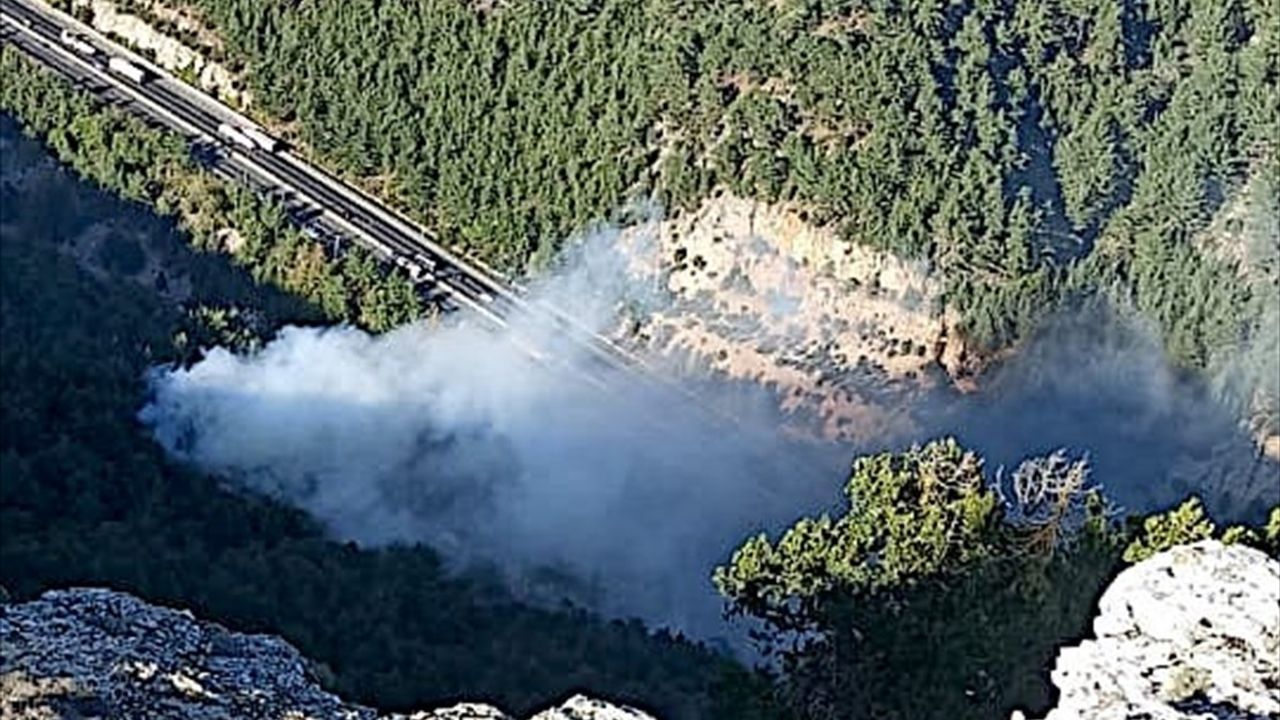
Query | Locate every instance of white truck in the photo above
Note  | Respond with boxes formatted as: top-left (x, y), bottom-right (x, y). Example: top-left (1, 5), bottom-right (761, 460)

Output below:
top-left (107, 56), bottom-right (147, 84)
top-left (217, 122), bottom-right (256, 151)
top-left (241, 125), bottom-right (281, 153)
top-left (215, 123), bottom-right (280, 153)
top-left (58, 30), bottom-right (97, 56)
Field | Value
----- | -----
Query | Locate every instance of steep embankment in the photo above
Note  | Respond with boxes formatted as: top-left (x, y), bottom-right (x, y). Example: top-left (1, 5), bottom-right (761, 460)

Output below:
top-left (614, 194), bottom-right (951, 443)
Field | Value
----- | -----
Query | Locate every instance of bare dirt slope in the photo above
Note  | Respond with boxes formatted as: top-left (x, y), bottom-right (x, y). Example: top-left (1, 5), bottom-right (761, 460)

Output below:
top-left (615, 194), bottom-right (959, 442)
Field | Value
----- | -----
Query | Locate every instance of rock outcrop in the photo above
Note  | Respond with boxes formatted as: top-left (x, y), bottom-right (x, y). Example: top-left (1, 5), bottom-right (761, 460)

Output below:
top-left (0, 588), bottom-right (657, 720)
top-left (615, 194), bottom-right (948, 443)
top-left (69, 0), bottom-right (251, 110)
top-left (1017, 540), bottom-right (1280, 720)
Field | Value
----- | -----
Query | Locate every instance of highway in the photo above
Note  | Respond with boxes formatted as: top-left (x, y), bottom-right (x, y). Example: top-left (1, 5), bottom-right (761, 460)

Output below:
top-left (0, 0), bottom-right (789, 444)
top-left (0, 0), bottom-right (645, 370)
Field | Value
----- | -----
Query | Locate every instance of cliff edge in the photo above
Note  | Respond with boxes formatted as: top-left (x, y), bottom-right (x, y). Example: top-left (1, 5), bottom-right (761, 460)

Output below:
top-left (0, 588), bottom-right (655, 720)
top-left (2, 540), bottom-right (1275, 720)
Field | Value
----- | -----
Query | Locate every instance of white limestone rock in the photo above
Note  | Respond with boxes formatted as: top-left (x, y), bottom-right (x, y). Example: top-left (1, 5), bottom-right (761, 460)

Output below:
top-left (1018, 540), bottom-right (1280, 720)
top-left (529, 694), bottom-right (656, 720)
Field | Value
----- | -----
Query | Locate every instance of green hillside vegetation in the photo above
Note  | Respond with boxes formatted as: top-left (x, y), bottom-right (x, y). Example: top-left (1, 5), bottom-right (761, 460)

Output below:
top-left (0, 46), bottom-right (424, 333)
top-left (177, 0), bottom-right (1276, 356)
top-left (714, 440), bottom-right (1279, 720)
top-left (0, 116), bottom-right (779, 719)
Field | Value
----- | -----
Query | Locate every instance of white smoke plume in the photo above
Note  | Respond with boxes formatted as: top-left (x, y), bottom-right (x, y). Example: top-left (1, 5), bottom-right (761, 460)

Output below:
top-left (139, 214), bottom-right (1279, 644)
top-left (1209, 173), bottom-right (1280, 446)
top-left (140, 221), bottom-right (849, 644)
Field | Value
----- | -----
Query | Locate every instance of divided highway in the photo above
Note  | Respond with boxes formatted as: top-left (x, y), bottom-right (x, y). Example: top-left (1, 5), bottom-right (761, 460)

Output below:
top-left (0, 0), bottom-right (645, 371)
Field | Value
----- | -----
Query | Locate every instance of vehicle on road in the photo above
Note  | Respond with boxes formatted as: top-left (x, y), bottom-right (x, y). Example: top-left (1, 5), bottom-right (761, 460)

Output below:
top-left (58, 29), bottom-right (96, 56)
top-left (216, 122), bottom-right (256, 151)
top-left (393, 255), bottom-right (426, 281)
top-left (437, 295), bottom-right (460, 313)
top-left (106, 56), bottom-right (147, 83)
top-left (241, 125), bottom-right (281, 153)
top-left (413, 252), bottom-right (438, 272)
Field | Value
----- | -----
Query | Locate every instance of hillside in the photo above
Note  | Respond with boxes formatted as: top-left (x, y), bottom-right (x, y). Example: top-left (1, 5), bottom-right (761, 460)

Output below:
top-left (84, 0), bottom-right (1279, 356)
top-left (48, 0), bottom-right (1280, 446)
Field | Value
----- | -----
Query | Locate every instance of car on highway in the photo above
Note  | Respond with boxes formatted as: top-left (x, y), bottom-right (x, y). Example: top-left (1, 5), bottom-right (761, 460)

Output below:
top-left (393, 255), bottom-right (427, 281)
top-left (217, 122), bottom-right (256, 151)
top-left (241, 126), bottom-right (281, 153)
top-left (413, 252), bottom-right (438, 272)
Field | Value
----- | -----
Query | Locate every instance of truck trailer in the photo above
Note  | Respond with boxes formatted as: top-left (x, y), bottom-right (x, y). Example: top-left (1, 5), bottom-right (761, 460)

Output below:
top-left (217, 123), bottom-right (256, 151)
top-left (106, 57), bottom-right (147, 84)
top-left (58, 30), bottom-right (97, 56)
top-left (241, 126), bottom-right (281, 153)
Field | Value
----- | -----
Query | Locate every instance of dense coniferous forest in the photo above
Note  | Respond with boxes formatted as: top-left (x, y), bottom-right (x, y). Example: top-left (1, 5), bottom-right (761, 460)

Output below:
top-left (178, 0), bottom-right (1276, 354)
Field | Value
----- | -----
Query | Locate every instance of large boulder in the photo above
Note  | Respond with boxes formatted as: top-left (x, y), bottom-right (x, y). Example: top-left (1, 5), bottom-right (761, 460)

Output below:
top-left (1017, 540), bottom-right (1280, 720)
top-left (0, 588), bottom-right (656, 720)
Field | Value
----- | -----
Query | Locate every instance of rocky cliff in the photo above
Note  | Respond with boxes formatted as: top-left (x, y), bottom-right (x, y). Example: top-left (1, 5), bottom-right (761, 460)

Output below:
top-left (1017, 540), bottom-right (1280, 720)
top-left (0, 588), bottom-right (656, 720)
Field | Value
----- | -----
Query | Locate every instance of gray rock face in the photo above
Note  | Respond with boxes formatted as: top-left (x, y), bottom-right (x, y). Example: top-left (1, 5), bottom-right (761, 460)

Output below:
top-left (0, 588), bottom-right (656, 720)
top-left (1017, 540), bottom-right (1280, 720)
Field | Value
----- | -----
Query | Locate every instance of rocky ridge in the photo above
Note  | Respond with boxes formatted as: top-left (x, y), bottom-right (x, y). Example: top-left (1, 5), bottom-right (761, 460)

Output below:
top-left (0, 588), bottom-right (657, 720)
top-left (1017, 540), bottom-right (1280, 720)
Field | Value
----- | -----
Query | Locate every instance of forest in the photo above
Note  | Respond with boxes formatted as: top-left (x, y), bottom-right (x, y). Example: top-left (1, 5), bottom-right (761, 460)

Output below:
top-left (0, 47), bottom-right (426, 334)
top-left (0, 143), bottom-right (1273, 717)
top-left (169, 0), bottom-right (1277, 360)
top-left (2, 0), bottom-right (1279, 718)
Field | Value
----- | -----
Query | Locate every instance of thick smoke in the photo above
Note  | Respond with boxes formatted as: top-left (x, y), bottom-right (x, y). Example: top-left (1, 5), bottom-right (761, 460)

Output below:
top-left (140, 216), bottom-right (1279, 644)
top-left (920, 302), bottom-right (1279, 522)
top-left (141, 222), bottom-right (848, 644)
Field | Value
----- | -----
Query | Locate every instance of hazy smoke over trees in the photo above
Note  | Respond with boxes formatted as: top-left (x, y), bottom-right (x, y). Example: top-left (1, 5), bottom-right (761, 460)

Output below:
top-left (140, 221), bottom-right (1279, 642)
